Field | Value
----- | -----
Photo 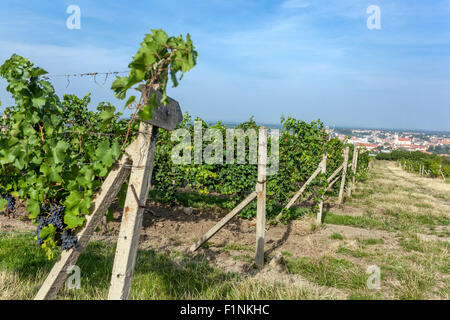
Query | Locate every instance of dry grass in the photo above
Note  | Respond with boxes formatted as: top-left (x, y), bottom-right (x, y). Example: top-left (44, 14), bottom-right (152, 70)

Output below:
top-left (0, 270), bottom-right (45, 300)
top-left (313, 160), bottom-right (450, 299)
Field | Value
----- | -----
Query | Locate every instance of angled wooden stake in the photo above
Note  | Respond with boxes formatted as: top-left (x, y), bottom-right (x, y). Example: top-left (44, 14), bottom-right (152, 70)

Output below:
top-left (255, 127), bottom-right (267, 268)
top-left (327, 164), bottom-right (343, 183)
top-left (347, 146), bottom-right (358, 197)
top-left (108, 122), bottom-right (159, 300)
top-left (338, 147), bottom-right (349, 205)
top-left (326, 175), bottom-right (340, 192)
top-left (34, 144), bottom-right (135, 300)
top-left (190, 191), bottom-right (257, 252)
top-left (317, 152), bottom-right (327, 224)
top-left (275, 160), bottom-right (324, 222)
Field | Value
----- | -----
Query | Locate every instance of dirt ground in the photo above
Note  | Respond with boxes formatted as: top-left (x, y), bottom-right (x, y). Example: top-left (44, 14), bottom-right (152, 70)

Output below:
top-left (0, 195), bottom-right (394, 269)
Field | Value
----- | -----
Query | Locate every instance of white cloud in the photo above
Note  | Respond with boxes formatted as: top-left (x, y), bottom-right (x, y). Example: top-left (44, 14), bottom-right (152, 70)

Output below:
top-left (0, 40), bottom-right (131, 73)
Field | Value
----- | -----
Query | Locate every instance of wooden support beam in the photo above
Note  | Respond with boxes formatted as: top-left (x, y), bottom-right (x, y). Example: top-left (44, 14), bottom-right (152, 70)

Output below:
top-left (108, 122), bottom-right (159, 300)
top-left (190, 191), bottom-right (258, 252)
top-left (275, 160), bottom-right (324, 222)
top-left (317, 153), bottom-right (327, 224)
top-left (347, 146), bottom-right (359, 197)
top-left (255, 127), bottom-right (267, 268)
top-left (327, 164), bottom-right (344, 183)
top-left (34, 145), bottom-right (135, 300)
top-left (326, 175), bottom-right (340, 192)
top-left (338, 147), bottom-right (349, 205)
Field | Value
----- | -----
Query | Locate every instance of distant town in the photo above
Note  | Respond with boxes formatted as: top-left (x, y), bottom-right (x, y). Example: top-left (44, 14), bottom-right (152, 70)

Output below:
top-left (218, 121), bottom-right (450, 157)
top-left (330, 127), bottom-right (450, 157)
top-left (211, 121), bottom-right (450, 157)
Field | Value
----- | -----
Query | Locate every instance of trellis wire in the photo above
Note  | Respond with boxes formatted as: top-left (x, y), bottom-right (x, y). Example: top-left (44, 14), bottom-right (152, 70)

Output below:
top-left (39, 70), bottom-right (129, 88)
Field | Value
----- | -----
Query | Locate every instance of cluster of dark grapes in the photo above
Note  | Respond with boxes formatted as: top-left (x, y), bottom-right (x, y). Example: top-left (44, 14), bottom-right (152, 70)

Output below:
top-left (48, 204), bottom-right (66, 230)
top-left (61, 230), bottom-right (78, 250)
top-left (34, 204), bottom-right (78, 250)
top-left (1, 193), bottom-right (16, 212)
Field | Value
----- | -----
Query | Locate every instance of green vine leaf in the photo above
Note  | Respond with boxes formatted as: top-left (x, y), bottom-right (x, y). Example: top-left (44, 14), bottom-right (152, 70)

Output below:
top-left (27, 199), bottom-right (41, 219)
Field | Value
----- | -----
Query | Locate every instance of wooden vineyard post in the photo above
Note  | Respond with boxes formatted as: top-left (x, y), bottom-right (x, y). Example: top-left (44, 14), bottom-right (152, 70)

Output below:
top-left (347, 146), bottom-right (359, 197)
top-left (255, 127), bottom-right (267, 268)
top-left (34, 146), bottom-right (135, 300)
top-left (190, 127), bottom-right (267, 253)
top-left (108, 122), bottom-right (158, 300)
top-left (316, 152), bottom-right (327, 225)
top-left (107, 88), bottom-right (182, 300)
top-left (338, 147), bottom-right (349, 205)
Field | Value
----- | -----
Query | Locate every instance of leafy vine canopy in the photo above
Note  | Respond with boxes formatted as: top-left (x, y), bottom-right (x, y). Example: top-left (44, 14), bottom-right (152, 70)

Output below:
top-left (0, 29), bottom-right (197, 258)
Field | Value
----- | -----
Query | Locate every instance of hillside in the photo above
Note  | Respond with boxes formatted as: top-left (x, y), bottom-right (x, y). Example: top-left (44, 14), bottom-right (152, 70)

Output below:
top-left (1, 160), bottom-right (448, 300)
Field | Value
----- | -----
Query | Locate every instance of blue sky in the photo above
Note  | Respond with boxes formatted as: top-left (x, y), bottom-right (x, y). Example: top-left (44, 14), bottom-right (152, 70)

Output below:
top-left (0, 0), bottom-right (449, 131)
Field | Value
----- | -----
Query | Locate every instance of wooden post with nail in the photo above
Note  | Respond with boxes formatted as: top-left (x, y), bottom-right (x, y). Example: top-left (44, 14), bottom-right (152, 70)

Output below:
top-left (317, 152), bottom-right (327, 224)
top-left (347, 146), bottom-right (359, 197)
top-left (107, 122), bottom-right (158, 300)
top-left (338, 146), bottom-right (349, 205)
top-left (108, 88), bottom-right (182, 300)
top-left (255, 127), bottom-right (267, 268)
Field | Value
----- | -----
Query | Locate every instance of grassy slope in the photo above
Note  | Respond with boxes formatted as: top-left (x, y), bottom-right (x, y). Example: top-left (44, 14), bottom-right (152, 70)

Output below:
top-left (284, 160), bottom-right (449, 299)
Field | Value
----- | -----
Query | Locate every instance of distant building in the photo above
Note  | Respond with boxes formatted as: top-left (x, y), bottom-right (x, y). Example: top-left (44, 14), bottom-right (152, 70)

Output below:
top-left (394, 133), bottom-right (411, 146)
top-left (408, 145), bottom-right (428, 151)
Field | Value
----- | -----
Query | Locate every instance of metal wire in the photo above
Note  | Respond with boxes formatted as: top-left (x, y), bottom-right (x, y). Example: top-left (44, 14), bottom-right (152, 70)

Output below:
top-left (39, 71), bottom-right (128, 80)
top-left (39, 71), bottom-right (129, 88)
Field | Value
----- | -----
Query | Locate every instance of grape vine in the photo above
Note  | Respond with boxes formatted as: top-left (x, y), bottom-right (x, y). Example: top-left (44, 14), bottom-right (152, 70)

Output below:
top-left (0, 29), bottom-right (197, 258)
top-left (151, 115), bottom-right (370, 221)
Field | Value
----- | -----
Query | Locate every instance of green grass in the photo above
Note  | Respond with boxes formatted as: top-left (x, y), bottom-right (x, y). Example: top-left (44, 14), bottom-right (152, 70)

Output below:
top-left (0, 233), bottom-right (239, 299)
top-left (324, 209), bottom-right (449, 234)
top-left (221, 242), bottom-right (253, 253)
top-left (323, 212), bottom-right (383, 230)
top-left (337, 246), bottom-right (370, 258)
top-left (358, 238), bottom-right (384, 245)
top-left (378, 255), bottom-right (439, 300)
top-left (0, 233), bottom-right (57, 276)
top-left (330, 232), bottom-right (344, 240)
top-left (384, 209), bottom-right (450, 229)
top-left (0, 232), bottom-right (329, 300)
top-left (285, 256), bottom-right (367, 290)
